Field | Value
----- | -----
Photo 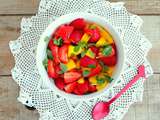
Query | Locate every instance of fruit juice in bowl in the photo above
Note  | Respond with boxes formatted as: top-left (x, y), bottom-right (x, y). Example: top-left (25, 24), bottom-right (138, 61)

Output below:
top-left (36, 12), bottom-right (125, 100)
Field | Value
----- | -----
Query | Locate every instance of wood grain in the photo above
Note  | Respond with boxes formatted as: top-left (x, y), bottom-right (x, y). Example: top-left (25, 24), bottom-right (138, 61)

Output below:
top-left (0, 16), bottom-right (159, 75)
top-left (0, 0), bottom-right (159, 15)
top-left (0, 76), bottom-right (39, 120)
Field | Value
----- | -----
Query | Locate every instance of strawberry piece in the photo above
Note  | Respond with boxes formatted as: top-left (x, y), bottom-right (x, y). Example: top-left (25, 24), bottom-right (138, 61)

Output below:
top-left (55, 25), bottom-right (74, 43)
top-left (88, 63), bottom-right (102, 77)
top-left (47, 60), bottom-right (58, 78)
top-left (73, 88), bottom-right (83, 95)
top-left (88, 84), bottom-right (97, 92)
top-left (69, 30), bottom-right (83, 44)
top-left (75, 81), bottom-right (89, 94)
top-left (80, 56), bottom-right (97, 67)
top-left (89, 28), bottom-right (100, 42)
top-left (64, 82), bottom-right (77, 93)
top-left (64, 71), bottom-right (81, 84)
top-left (90, 46), bottom-right (99, 55)
top-left (58, 44), bottom-right (69, 63)
top-left (48, 39), bottom-right (54, 49)
top-left (100, 55), bottom-right (117, 66)
top-left (70, 18), bottom-right (86, 30)
top-left (50, 44), bottom-right (60, 64)
top-left (55, 65), bottom-right (61, 75)
top-left (55, 78), bottom-right (65, 90)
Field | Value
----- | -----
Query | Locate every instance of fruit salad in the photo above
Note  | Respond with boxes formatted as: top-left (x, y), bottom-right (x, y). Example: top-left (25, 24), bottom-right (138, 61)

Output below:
top-left (43, 18), bottom-right (117, 95)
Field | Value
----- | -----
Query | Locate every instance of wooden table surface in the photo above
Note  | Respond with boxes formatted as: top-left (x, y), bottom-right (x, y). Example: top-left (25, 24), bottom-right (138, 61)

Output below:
top-left (0, 0), bottom-right (160, 120)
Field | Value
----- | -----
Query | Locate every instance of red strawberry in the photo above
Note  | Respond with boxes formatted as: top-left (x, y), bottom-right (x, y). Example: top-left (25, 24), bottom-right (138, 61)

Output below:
top-left (64, 82), bottom-right (77, 93)
top-left (73, 88), bottom-right (83, 95)
top-left (64, 71), bottom-right (81, 84)
top-left (100, 55), bottom-right (117, 66)
top-left (80, 56), bottom-right (97, 67)
top-left (48, 39), bottom-right (54, 49)
top-left (55, 25), bottom-right (74, 43)
top-left (89, 28), bottom-right (100, 42)
top-left (55, 78), bottom-right (65, 90)
top-left (69, 30), bottom-right (83, 44)
top-left (47, 60), bottom-right (58, 78)
top-left (88, 63), bottom-right (102, 77)
top-left (55, 65), bottom-right (61, 75)
top-left (70, 18), bottom-right (86, 30)
top-left (75, 81), bottom-right (89, 94)
top-left (88, 84), bottom-right (97, 92)
top-left (58, 44), bottom-right (69, 63)
top-left (90, 46), bottom-right (99, 55)
top-left (50, 44), bottom-right (60, 64)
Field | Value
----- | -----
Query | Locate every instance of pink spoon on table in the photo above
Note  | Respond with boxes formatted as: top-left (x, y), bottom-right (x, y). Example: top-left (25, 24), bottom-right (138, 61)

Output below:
top-left (92, 65), bottom-right (145, 120)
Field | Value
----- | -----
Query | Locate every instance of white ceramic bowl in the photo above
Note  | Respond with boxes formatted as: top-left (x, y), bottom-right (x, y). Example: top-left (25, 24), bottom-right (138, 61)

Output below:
top-left (36, 12), bottom-right (125, 100)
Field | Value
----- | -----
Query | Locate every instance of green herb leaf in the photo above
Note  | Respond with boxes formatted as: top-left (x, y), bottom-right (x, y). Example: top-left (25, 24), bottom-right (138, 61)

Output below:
top-left (83, 70), bottom-right (90, 77)
top-left (47, 49), bottom-right (54, 60)
top-left (74, 46), bottom-right (80, 52)
top-left (102, 45), bottom-right (112, 56)
top-left (88, 49), bottom-right (95, 58)
top-left (88, 64), bottom-right (96, 68)
top-left (97, 77), bottom-right (105, 85)
top-left (44, 36), bottom-right (50, 42)
top-left (99, 61), bottom-right (109, 72)
top-left (53, 37), bottom-right (63, 46)
top-left (89, 25), bottom-right (97, 30)
top-left (78, 41), bottom-right (87, 49)
top-left (60, 63), bottom-right (68, 73)
top-left (81, 51), bottom-right (86, 57)
top-left (43, 58), bottom-right (48, 69)
top-left (104, 75), bottom-right (113, 83)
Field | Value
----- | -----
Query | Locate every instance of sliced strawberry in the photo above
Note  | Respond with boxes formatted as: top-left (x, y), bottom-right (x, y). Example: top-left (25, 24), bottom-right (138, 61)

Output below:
top-left (50, 44), bottom-right (60, 64)
top-left (55, 25), bottom-right (74, 43)
top-left (48, 39), bottom-right (54, 49)
top-left (75, 81), bottom-right (89, 94)
top-left (100, 55), bottom-right (117, 66)
top-left (69, 30), bottom-right (83, 44)
top-left (64, 71), bottom-right (81, 84)
top-left (88, 63), bottom-right (102, 77)
top-left (73, 88), bottom-right (83, 95)
top-left (55, 65), bottom-right (61, 75)
top-left (89, 28), bottom-right (100, 42)
top-left (90, 46), bottom-right (99, 55)
top-left (55, 78), bottom-right (65, 90)
top-left (80, 56), bottom-right (97, 67)
top-left (64, 82), bottom-right (77, 93)
top-left (88, 84), bottom-right (97, 92)
top-left (58, 44), bottom-right (69, 63)
top-left (47, 60), bottom-right (58, 78)
top-left (70, 18), bottom-right (86, 30)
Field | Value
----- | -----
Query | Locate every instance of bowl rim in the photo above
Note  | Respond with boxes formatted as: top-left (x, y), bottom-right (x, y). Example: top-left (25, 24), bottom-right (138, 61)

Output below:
top-left (36, 12), bottom-right (125, 100)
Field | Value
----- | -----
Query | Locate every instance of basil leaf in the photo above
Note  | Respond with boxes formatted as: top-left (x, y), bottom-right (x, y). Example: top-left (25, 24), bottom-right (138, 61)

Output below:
top-left (81, 51), bottom-right (86, 57)
top-left (44, 36), bottom-right (50, 42)
top-left (102, 45), bottom-right (112, 56)
top-left (74, 46), bottom-right (80, 52)
top-left (47, 49), bottom-right (53, 60)
top-left (97, 77), bottom-right (105, 85)
top-left (89, 25), bottom-right (97, 30)
top-left (88, 64), bottom-right (96, 68)
top-left (83, 70), bottom-right (90, 77)
top-left (43, 58), bottom-right (48, 69)
top-left (60, 63), bottom-right (68, 73)
top-left (88, 49), bottom-right (95, 58)
top-left (53, 37), bottom-right (63, 46)
top-left (104, 75), bottom-right (113, 83)
top-left (99, 61), bottom-right (109, 72)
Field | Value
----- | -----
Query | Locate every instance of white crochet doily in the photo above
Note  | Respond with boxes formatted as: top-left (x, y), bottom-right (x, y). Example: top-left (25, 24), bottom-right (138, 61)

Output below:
top-left (9, 0), bottom-right (153, 120)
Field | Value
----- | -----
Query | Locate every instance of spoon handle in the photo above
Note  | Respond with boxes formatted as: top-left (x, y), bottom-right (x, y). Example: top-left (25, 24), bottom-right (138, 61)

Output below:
top-left (108, 65), bottom-right (145, 104)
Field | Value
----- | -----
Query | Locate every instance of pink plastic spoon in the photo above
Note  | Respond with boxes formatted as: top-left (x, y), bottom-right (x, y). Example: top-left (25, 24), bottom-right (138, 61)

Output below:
top-left (92, 65), bottom-right (145, 120)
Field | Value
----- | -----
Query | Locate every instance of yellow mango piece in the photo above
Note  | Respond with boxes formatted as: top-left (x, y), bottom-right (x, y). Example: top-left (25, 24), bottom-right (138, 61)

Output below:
top-left (85, 48), bottom-right (95, 59)
top-left (81, 33), bottom-right (90, 43)
top-left (89, 76), bottom-right (97, 85)
top-left (96, 37), bottom-right (108, 47)
top-left (96, 80), bottom-right (109, 91)
top-left (92, 24), bottom-right (113, 44)
top-left (76, 60), bottom-right (80, 69)
top-left (68, 45), bottom-right (82, 57)
top-left (65, 59), bottom-right (76, 71)
top-left (77, 78), bottom-right (85, 84)
top-left (106, 66), bottom-right (115, 76)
